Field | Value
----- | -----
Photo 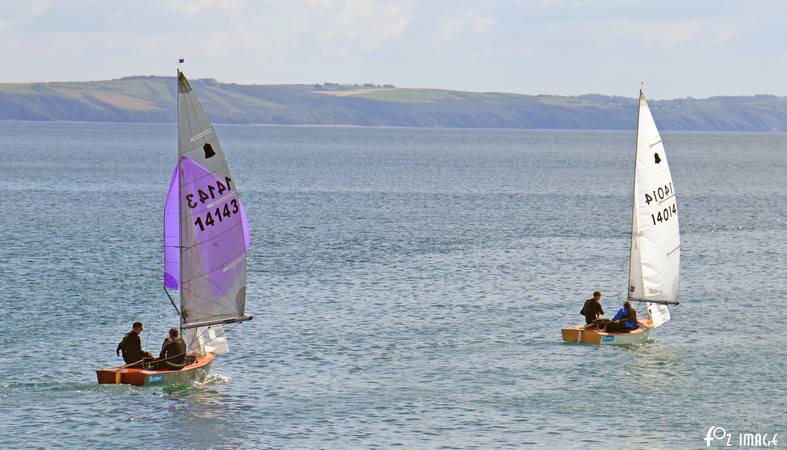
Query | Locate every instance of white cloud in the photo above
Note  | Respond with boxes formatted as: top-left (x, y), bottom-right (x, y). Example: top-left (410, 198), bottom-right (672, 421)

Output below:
top-left (28, 0), bottom-right (56, 16)
top-left (434, 14), bottom-right (495, 41)
top-left (602, 18), bottom-right (737, 50)
top-left (535, 0), bottom-right (635, 7)
top-left (170, 0), bottom-right (247, 16)
top-left (472, 16), bottom-right (495, 33)
top-left (314, 0), bottom-right (413, 49)
top-left (435, 17), bottom-right (466, 41)
top-left (0, 0), bottom-right (784, 97)
top-left (321, 46), bottom-right (356, 62)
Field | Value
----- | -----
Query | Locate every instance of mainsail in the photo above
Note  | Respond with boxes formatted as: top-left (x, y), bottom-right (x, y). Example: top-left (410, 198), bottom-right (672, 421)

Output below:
top-left (163, 71), bottom-right (252, 353)
top-left (628, 91), bottom-right (680, 327)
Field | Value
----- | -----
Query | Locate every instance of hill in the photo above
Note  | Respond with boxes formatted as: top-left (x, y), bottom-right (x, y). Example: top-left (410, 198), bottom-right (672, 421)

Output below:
top-left (2, 76), bottom-right (787, 131)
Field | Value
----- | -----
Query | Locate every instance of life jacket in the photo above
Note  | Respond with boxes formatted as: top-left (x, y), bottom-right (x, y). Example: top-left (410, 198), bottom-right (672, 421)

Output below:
top-left (612, 306), bottom-right (637, 329)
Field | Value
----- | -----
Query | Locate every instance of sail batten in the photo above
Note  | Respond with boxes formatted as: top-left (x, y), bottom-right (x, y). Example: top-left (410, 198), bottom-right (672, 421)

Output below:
top-left (628, 91), bottom-right (680, 328)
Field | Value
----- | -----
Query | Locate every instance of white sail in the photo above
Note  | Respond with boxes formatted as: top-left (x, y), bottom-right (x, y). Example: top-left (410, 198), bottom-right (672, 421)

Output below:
top-left (176, 71), bottom-right (251, 334)
top-left (185, 325), bottom-right (229, 355)
top-left (628, 91), bottom-right (680, 327)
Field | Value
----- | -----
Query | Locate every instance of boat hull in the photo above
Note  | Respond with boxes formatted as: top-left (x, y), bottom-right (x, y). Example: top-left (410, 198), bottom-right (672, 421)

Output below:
top-left (96, 352), bottom-right (215, 386)
top-left (561, 319), bottom-right (653, 345)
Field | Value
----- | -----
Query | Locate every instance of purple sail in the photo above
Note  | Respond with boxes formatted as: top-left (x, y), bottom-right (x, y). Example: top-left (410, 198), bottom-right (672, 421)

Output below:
top-left (163, 164), bottom-right (180, 289)
top-left (164, 162), bottom-right (249, 292)
top-left (178, 156), bottom-right (247, 323)
top-left (241, 204), bottom-right (250, 251)
top-left (175, 69), bottom-right (250, 328)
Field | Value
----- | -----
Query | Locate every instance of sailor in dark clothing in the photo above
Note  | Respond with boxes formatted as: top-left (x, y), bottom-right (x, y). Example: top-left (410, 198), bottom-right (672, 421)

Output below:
top-left (580, 291), bottom-right (604, 325)
top-left (116, 321), bottom-right (152, 368)
top-left (156, 327), bottom-right (187, 371)
top-left (605, 301), bottom-right (639, 332)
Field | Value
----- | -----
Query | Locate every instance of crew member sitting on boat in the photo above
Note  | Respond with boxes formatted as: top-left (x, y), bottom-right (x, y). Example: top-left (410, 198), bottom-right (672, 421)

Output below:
top-left (604, 301), bottom-right (638, 333)
top-left (580, 291), bottom-right (604, 325)
top-left (155, 327), bottom-right (187, 371)
top-left (116, 321), bottom-right (152, 368)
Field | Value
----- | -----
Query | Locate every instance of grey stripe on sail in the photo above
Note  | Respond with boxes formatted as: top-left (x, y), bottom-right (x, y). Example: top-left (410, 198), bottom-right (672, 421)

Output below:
top-left (206, 191), bottom-right (237, 209)
top-left (649, 139), bottom-right (663, 148)
top-left (658, 193), bottom-right (676, 204)
top-left (223, 254), bottom-right (245, 272)
top-left (190, 128), bottom-right (214, 142)
top-left (667, 245), bottom-right (681, 256)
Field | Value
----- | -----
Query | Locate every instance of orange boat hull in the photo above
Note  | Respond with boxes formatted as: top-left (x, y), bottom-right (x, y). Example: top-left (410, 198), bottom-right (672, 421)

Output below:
top-left (96, 352), bottom-right (215, 386)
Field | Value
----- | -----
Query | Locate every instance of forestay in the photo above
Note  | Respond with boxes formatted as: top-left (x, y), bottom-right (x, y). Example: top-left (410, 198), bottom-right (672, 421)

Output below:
top-left (628, 91), bottom-right (680, 327)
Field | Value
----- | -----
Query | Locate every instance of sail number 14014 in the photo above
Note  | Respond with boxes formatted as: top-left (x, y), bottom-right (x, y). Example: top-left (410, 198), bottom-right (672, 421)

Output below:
top-left (645, 182), bottom-right (677, 226)
top-left (651, 203), bottom-right (677, 225)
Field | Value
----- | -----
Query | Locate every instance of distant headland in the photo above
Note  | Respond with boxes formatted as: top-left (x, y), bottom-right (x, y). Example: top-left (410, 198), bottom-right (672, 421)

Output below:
top-left (1, 76), bottom-right (786, 131)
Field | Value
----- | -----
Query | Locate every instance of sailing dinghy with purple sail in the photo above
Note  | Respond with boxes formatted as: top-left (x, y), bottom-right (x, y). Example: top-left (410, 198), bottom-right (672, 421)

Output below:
top-left (98, 70), bottom-right (252, 386)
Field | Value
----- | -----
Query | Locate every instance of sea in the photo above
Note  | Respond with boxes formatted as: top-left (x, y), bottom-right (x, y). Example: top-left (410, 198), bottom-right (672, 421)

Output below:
top-left (1, 121), bottom-right (785, 449)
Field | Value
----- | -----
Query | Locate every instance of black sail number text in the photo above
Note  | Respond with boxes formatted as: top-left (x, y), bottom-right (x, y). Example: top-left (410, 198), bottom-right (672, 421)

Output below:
top-left (651, 202), bottom-right (677, 225)
top-left (194, 198), bottom-right (240, 232)
top-left (186, 177), bottom-right (233, 209)
top-left (644, 182), bottom-right (673, 206)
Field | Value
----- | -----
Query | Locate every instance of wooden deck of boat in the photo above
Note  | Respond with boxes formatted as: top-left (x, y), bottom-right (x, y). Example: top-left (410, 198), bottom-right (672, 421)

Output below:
top-left (561, 319), bottom-right (653, 345)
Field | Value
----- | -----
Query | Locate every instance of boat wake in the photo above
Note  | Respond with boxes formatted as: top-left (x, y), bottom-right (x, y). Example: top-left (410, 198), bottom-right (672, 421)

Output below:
top-left (196, 373), bottom-right (230, 386)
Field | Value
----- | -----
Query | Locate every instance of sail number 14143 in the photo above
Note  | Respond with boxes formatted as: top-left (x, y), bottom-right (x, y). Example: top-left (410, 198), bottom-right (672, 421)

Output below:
top-left (186, 176), bottom-right (241, 232)
top-left (194, 198), bottom-right (240, 232)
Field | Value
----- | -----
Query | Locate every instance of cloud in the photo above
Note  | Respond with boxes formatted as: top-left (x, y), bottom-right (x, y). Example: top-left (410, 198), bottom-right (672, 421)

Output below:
top-left (0, 0), bottom-right (783, 98)
top-left (602, 18), bottom-right (737, 50)
top-left (28, 0), bottom-right (56, 15)
top-left (170, 0), bottom-right (247, 16)
top-left (435, 17), bottom-right (466, 41)
top-left (434, 14), bottom-right (495, 41)
top-left (472, 16), bottom-right (495, 33)
top-left (310, 0), bottom-right (413, 50)
top-left (535, 0), bottom-right (636, 7)
top-left (321, 46), bottom-right (356, 62)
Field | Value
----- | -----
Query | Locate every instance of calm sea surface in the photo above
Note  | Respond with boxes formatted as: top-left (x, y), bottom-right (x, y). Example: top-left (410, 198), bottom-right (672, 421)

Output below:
top-left (1, 122), bottom-right (785, 449)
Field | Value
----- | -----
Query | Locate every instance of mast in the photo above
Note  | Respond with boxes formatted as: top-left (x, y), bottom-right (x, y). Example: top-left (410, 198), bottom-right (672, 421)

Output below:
top-left (177, 64), bottom-right (184, 333)
top-left (626, 87), bottom-right (642, 302)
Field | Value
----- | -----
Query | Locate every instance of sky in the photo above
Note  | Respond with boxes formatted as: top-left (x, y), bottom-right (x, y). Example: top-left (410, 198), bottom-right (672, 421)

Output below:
top-left (1, 0), bottom-right (786, 98)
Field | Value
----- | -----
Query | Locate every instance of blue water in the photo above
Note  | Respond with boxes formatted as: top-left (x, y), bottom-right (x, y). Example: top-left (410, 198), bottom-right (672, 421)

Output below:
top-left (1, 122), bottom-right (785, 448)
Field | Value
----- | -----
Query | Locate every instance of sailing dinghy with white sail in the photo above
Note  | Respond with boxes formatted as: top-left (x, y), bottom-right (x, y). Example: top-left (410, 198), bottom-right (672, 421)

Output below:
top-left (98, 70), bottom-right (252, 385)
top-left (562, 89), bottom-right (680, 345)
